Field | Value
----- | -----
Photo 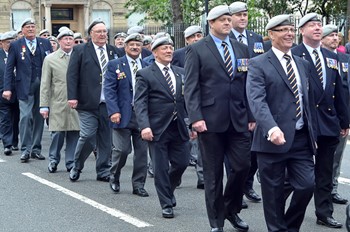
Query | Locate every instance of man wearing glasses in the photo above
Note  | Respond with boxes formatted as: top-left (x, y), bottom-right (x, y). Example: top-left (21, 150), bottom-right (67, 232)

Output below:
top-left (66, 19), bottom-right (119, 182)
top-left (247, 14), bottom-right (317, 232)
top-left (73, 32), bottom-right (84, 46)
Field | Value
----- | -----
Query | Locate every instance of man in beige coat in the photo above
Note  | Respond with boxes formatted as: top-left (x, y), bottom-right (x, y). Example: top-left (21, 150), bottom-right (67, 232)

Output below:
top-left (40, 29), bottom-right (80, 173)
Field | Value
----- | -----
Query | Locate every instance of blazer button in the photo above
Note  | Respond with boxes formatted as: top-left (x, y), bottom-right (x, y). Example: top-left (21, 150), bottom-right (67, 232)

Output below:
top-left (100, 82), bottom-right (102, 85)
top-left (328, 108), bottom-right (331, 111)
top-left (130, 89), bottom-right (133, 92)
top-left (316, 104), bottom-right (319, 108)
top-left (332, 95), bottom-right (335, 99)
top-left (333, 82), bottom-right (336, 85)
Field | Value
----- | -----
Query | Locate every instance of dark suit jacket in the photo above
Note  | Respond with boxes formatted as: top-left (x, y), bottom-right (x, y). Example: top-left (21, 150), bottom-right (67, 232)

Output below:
top-left (171, 47), bottom-right (186, 68)
top-left (292, 44), bottom-right (349, 137)
top-left (67, 42), bottom-right (117, 110)
top-left (229, 30), bottom-right (264, 58)
top-left (3, 37), bottom-right (52, 100)
top-left (184, 35), bottom-right (252, 133)
top-left (247, 49), bottom-right (317, 154)
top-left (134, 62), bottom-right (189, 142)
top-left (104, 55), bottom-right (147, 128)
top-left (0, 49), bottom-right (17, 104)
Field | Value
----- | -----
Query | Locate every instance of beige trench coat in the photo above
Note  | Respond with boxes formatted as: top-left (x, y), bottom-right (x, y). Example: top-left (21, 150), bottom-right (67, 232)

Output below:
top-left (40, 48), bottom-right (80, 131)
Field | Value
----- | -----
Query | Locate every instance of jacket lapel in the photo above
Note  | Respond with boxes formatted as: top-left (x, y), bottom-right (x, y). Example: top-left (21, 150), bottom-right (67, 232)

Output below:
top-left (152, 63), bottom-right (174, 97)
top-left (294, 55), bottom-right (309, 99)
top-left (121, 56), bottom-right (132, 86)
top-left (205, 36), bottom-right (228, 76)
top-left (171, 65), bottom-right (183, 99)
top-left (87, 42), bottom-right (101, 68)
top-left (268, 50), bottom-right (293, 93)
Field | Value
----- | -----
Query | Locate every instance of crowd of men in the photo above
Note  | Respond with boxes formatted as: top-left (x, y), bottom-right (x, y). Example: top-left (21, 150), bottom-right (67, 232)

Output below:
top-left (1, 1), bottom-right (350, 232)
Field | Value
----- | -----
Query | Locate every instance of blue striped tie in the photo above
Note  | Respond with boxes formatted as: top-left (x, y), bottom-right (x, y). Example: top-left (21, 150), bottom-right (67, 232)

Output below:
top-left (222, 41), bottom-right (234, 78)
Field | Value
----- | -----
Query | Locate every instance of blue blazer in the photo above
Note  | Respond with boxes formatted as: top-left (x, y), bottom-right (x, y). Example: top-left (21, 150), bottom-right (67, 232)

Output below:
top-left (292, 44), bottom-right (349, 136)
top-left (3, 37), bottom-right (52, 100)
top-left (104, 55), bottom-right (147, 128)
top-left (171, 47), bottom-right (186, 68)
top-left (229, 30), bottom-right (264, 58)
top-left (0, 49), bottom-right (17, 104)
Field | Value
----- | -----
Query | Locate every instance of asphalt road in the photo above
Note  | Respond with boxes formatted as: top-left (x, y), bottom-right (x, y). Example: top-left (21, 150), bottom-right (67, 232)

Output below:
top-left (0, 127), bottom-right (349, 232)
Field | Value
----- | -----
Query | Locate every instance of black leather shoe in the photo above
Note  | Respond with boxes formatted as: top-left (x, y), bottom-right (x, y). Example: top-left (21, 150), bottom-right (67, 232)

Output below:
top-left (48, 162), bottom-right (57, 173)
top-left (244, 188), bottom-right (261, 202)
top-left (69, 168), bottom-right (81, 182)
top-left (211, 228), bottom-right (224, 232)
top-left (132, 188), bottom-right (149, 197)
top-left (226, 213), bottom-right (249, 231)
top-left (110, 182), bottom-right (120, 193)
top-left (332, 193), bottom-right (348, 204)
top-left (31, 152), bottom-right (45, 160)
top-left (20, 152), bottom-right (30, 163)
top-left (162, 207), bottom-right (174, 218)
top-left (316, 217), bottom-right (343, 228)
top-left (197, 183), bottom-right (205, 189)
top-left (11, 146), bottom-right (19, 151)
top-left (66, 167), bottom-right (72, 172)
top-left (346, 204), bottom-right (350, 232)
top-left (4, 147), bottom-right (12, 156)
top-left (241, 200), bottom-right (248, 209)
top-left (96, 176), bottom-right (110, 182)
top-left (189, 159), bottom-right (197, 166)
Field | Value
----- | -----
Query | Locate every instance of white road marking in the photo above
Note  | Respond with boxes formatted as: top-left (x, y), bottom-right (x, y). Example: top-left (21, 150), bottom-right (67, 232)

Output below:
top-left (339, 177), bottom-right (350, 185)
top-left (22, 172), bottom-right (153, 228)
top-left (0, 158), bottom-right (6, 162)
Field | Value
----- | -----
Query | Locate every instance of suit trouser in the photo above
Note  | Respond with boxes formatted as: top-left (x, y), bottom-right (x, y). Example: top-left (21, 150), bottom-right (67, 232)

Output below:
top-left (49, 131), bottom-right (79, 170)
top-left (110, 112), bottom-right (148, 189)
top-left (74, 103), bottom-right (111, 178)
top-left (148, 121), bottom-right (189, 209)
top-left (314, 136), bottom-right (339, 220)
top-left (0, 101), bottom-right (19, 148)
top-left (258, 128), bottom-right (315, 232)
top-left (198, 125), bottom-right (251, 228)
top-left (332, 135), bottom-right (347, 194)
top-left (19, 79), bottom-right (44, 154)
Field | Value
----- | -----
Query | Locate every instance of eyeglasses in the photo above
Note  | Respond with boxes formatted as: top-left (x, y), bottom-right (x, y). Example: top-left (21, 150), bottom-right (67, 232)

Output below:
top-left (75, 40), bottom-right (84, 44)
top-left (92, 30), bottom-right (108, 35)
top-left (271, 28), bottom-right (296, 33)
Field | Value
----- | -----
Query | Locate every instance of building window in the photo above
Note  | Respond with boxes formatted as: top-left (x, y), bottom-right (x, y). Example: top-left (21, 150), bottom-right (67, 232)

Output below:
top-left (51, 8), bottom-right (73, 20)
top-left (12, 9), bottom-right (31, 31)
top-left (92, 10), bottom-right (111, 29)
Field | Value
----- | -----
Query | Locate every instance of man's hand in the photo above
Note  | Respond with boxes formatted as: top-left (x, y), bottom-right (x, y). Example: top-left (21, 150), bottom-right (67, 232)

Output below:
top-left (340, 128), bottom-right (349, 137)
top-left (110, 113), bottom-right (121, 124)
top-left (270, 128), bottom-right (286, 145)
top-left (141, 127), bottom-right (154, 141)
top-left (68, 100), bottom-right (78, 109)
top-left (248, 122), bottom-right (256, 131)
top-left (2, 91), bottom-right (12, 101)
top-left (192, 120), bottom-right (207, 133)
top-left (40, 109), bottom-right (49, 119)
top-left (189, 131), bottom-right (197, 140)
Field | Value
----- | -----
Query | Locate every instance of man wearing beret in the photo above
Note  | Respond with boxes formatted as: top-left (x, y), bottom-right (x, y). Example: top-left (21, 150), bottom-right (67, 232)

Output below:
top-left (247, 14), bottom-right (317, 232)
top-left (172, 25), bottom-right (203, 68)
top-left (321, 24), bottom-right (350, 206)
top-left (292, 13), bottom-right (349, 229)
top-left (229, 1), bottom-right (264, 58)
top-left (2, 18), bottom-right (53, 162)
top-left (0, 32), bottom-right (19, 156)
top-left (113, 32), bottom-right (127, 48)
top-left (40, 29), bottom-right (80, 173)
top-left (104, 33), bottom-right (149, 197)
top-left (184, 5), bottom-right (252, 232)
top-left (118, 26), bottom-right (152, 59)
top-left (39, 29), bottom-right (50, 38)
top-left (228, 1), bottom-right (264, 206)
top-left (66, 19), bottom-right (118, 182)
top-left (134, 36), bottom-right (194, 218)
top-left (73, 32), bottom-right (84, 46)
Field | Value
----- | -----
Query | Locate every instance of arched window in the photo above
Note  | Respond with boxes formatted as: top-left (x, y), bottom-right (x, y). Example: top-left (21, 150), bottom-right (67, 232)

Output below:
top-left (11, 1), bottom-right (32, 31)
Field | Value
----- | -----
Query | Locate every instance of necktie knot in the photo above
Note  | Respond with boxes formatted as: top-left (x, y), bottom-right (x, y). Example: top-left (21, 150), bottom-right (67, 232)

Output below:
top-left (238, 34), bottom-right (244, 43)
top-left (163, 66), bottom-right (169, 72)
top-left (283, 54), bottom-right (291, 61)
top-left (312, 49), bottom-right (318, 56)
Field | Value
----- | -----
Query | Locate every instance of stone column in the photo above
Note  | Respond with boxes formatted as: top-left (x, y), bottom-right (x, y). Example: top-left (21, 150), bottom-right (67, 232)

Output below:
top-left (44, 3), bottom-right (52, 33)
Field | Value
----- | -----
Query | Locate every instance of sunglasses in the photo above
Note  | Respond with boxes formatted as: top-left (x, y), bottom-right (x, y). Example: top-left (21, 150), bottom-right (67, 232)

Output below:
top-left (75, 40), bottom-right (84, 44)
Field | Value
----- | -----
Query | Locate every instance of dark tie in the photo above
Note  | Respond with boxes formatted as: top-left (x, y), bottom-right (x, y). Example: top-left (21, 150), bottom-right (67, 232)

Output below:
top-left (29, 41), bottom-right (35, 55)
top-left (163, 66), bottom-right (175, 96)
top-left (238, 34), bottom-right (243, 43)
top-left (284, 54), bottom-right (301, 119)
top-left (312, 49), bottom-right (323, 85)
top-left (163, 66), bottom-right (177, 120)
top-left (99, 47), bottom-right (107, 75)
top-left (221, 41), bottom-right (234, 78)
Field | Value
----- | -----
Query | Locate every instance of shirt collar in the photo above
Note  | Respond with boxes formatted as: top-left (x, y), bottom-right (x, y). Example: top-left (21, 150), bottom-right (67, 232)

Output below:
top-left (231, 29), bottom-right (246, 38)
top-left (303, 42), bottom-right (321, 54)
top-left (271, 47), bottom-right (293, 62)
top-left (155, 61), bottom-right (170, 71)
top-left (92, 42), bottom-right (106, 51)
